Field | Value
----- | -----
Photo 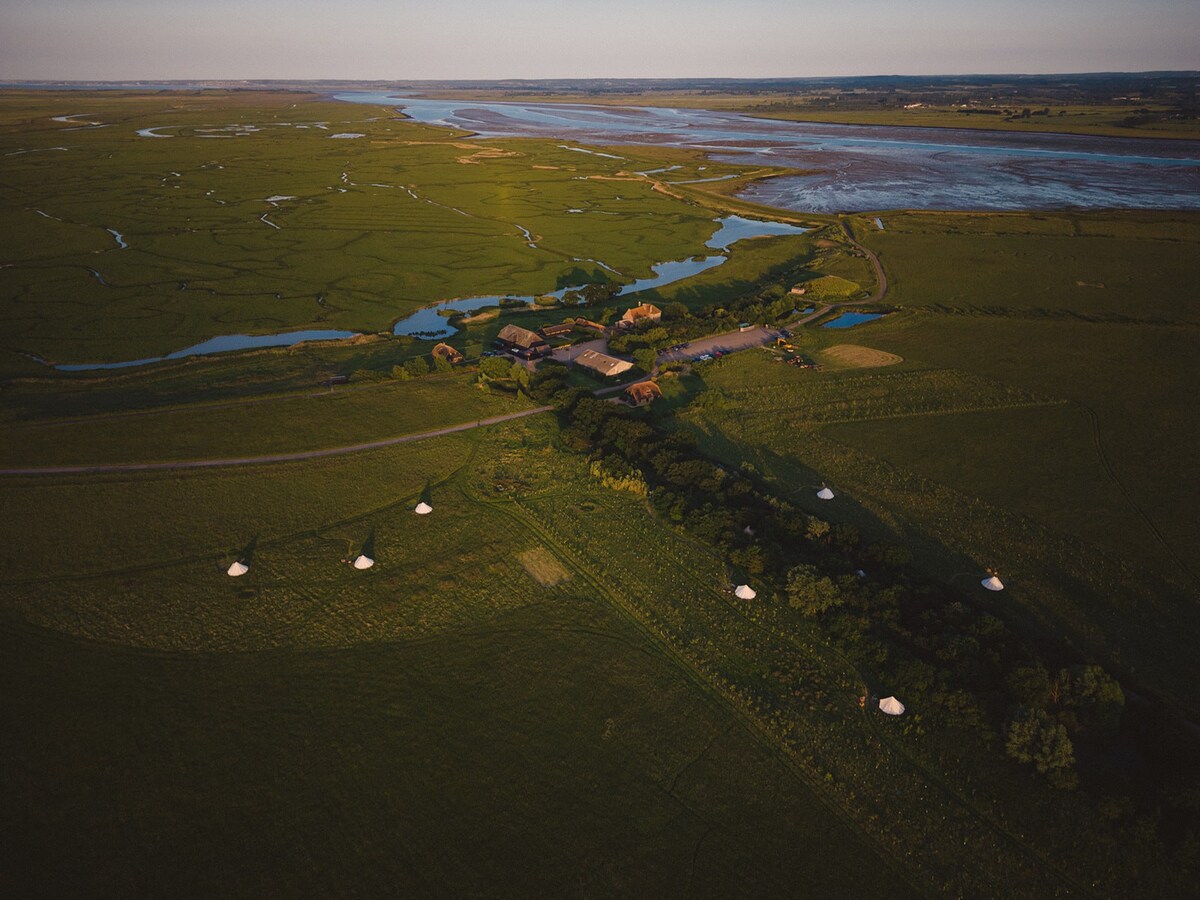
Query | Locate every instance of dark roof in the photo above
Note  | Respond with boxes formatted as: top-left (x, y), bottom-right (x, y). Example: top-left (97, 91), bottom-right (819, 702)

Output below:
top-left (497, 324), bottom-right (547, 349)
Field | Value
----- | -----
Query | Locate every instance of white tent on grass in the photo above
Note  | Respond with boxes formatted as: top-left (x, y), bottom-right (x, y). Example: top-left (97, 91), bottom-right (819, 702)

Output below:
top-left (879, 696), bottom-right (905, 716)
top-left (734, 584), bottom-right (757, 600)
top-left (414, 501), bottom-right (433, 515)
top-left (353, 555), bottom-right (375, 570)
top-left (816, 486), bottom-right (835, 501)
top-left (981, 574), bottom-right (1005, 592)
top-left (227, 561), bottom-right (249, 577)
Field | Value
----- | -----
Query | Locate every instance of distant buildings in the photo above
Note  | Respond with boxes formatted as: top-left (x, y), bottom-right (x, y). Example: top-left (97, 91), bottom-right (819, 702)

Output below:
top-left (495, 324), bottom-right (550, 359)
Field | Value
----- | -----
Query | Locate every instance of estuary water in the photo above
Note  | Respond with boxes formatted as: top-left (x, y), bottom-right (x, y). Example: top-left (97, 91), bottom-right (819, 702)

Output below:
top-left (334, 93), bottom-right (1200, 212)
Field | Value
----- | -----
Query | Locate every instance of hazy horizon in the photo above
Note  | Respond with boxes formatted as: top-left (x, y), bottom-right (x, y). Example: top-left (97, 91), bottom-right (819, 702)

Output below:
top-left (2, 0), bottom-right (1197, 81)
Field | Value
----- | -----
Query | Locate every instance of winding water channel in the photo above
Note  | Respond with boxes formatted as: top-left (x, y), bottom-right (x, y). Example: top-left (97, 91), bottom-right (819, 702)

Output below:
top-left (53, 215), bottom-right (806, 370)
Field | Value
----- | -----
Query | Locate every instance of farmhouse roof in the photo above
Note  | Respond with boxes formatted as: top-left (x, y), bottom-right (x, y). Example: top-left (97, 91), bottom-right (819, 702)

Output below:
top-left (432, 342), bottom-right (463, 362)
top-left (624, 381), bottom-right (663, 405)
top-left (575, 349), bottom-right (634, 377)
top-left (620, 303), bottom-right (662, 324)
top-left (497, 324), bottom-right (545, 349)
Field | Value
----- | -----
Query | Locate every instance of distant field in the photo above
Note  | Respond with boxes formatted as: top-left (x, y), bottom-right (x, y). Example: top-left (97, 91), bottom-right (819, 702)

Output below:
top-left (0, 91), bottom-right (790, 366)
top-left (412, 90), bottom-right (1200, 140)
top-left (746, 104), bottom-right (1200, 140)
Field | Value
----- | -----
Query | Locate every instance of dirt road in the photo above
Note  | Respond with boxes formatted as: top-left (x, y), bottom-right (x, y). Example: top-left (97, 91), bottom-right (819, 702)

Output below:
top-left (0, 406), bottom-right (553, 476)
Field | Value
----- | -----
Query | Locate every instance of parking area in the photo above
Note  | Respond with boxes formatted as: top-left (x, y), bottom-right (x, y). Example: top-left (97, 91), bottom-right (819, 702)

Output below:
top-left (657, 325), bottom-right (783, 364)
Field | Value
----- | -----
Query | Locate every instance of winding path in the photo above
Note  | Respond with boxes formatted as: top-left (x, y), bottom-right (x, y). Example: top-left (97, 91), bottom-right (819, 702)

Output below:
top-left (0, 406), bottom-right (552, 476)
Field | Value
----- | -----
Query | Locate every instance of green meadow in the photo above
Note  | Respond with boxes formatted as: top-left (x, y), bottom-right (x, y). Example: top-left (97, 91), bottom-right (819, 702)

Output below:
top-left (3, 91), bottom-right (1200, 896)
top-left (0, 419), bottom-right (906, 898)
top-left (0, 91), bottom-right (785, 368)
top-left (677, 210), bottom-right (1200, 708)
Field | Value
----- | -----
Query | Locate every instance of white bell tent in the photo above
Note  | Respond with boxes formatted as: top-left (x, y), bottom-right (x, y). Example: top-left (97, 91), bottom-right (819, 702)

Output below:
top-left (878, 696), bottom-right (905, 716)
top-left (227, 561), bottom-right (249, 577)
top-left (981, 574), bottom-right (1005, 592)
top-left (414, 502), bottom-right (433, 515)
top-left (734, 584), bottom-right (757, 600)
top-left (816, 487), bottom-right (835, 501)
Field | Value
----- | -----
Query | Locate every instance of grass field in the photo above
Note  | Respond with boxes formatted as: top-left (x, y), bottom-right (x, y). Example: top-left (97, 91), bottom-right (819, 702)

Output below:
top-left (5, 90), bottom-right (1200, 896)
top-left (0, 370), bottom-right (533, 465)
top-left (0, 91), bottom-right (794, 367)
top-left (674, 208), bottom-right (1200, 712)
top-left (0, 417), bottom-right (911, 898)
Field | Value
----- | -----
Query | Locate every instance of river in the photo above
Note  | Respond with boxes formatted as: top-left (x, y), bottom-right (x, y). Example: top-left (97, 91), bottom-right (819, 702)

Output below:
top-left (334, 93), bottom-right (1200, 213)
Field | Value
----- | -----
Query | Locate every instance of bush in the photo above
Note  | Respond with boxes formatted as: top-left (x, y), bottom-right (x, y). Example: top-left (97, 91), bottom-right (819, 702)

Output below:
top-left (787, 564), bottom-right (844, 616)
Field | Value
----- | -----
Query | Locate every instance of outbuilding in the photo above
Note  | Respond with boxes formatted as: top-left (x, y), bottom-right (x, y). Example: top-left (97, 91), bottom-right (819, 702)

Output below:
top-left (623, 381), bottom-right (663, 407)
top-left (574, 348), bottom-right (634, 380)
top-left (432, 342), bottom-right (464, 365)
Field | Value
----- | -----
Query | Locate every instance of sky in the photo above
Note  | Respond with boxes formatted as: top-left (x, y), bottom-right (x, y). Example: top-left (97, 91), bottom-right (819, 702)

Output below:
top-left (1, 0), bottom-right (1197, 81)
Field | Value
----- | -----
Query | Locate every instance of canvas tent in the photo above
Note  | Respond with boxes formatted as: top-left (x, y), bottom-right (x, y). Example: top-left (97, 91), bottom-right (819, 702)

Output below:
top-left (734, 584), bottom-right (757, 600)
top-left (353, 555), bottom-right (375, 570)
top-left (414, 501), bottom-right (433, 515)
top-left (817, 487), bottom-right (835, 500)
top-left (227, 561), bottom-right (249, 577)
top-left (981, 574), bottom-right (1005, 592)
top-left (879, 696), bottom-right (905, 716)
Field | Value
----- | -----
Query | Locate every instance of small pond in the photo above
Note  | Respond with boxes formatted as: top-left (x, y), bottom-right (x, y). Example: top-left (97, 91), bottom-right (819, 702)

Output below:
top-left (822, 311), bottom-right (886, 329)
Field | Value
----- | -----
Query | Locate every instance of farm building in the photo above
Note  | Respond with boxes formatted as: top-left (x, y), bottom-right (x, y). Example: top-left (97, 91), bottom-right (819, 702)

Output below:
top-left (623, 381), bottom-right (663, 406)
top-left (573, 317), bottom-right (608, 334)
top-left (495, 324), bottom-right (550, 360)
top-left (618, 303), bottom-right (662, 328)
top-left (539, 323), bottom-right (575, 338)
top-left (574, 349), bottom-right (634, 380)
top-left (431, 342), bottom-right (464, 365)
